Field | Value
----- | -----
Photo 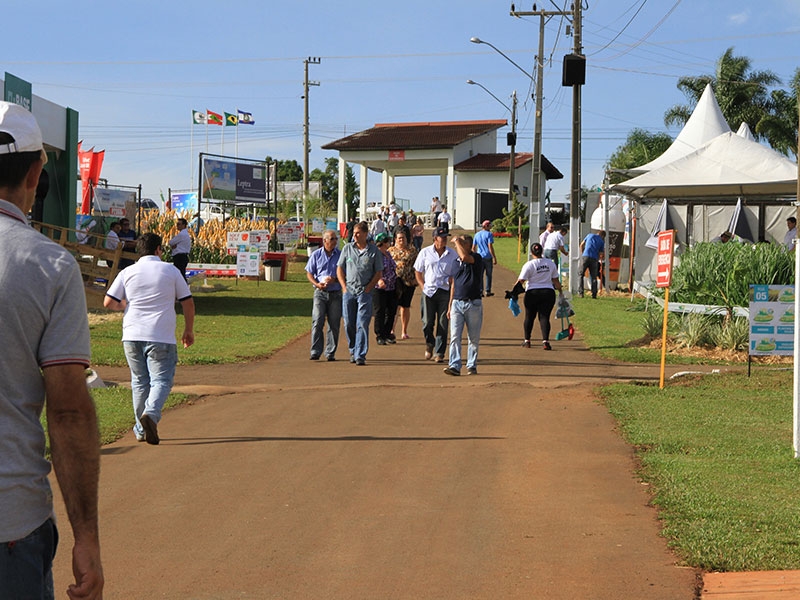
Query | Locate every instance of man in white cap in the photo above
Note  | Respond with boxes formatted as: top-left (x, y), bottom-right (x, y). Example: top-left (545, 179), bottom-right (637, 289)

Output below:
top-left (0, 102), bottom-right (104, 598)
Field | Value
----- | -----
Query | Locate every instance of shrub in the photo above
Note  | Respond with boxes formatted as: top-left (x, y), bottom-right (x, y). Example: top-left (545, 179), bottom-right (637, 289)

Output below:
top-left (711, 315), bottom-right (750, 351)
top-left (671, 242), bottom-right (794, 314)
top-left (673, 312), bottom-right (715, 348)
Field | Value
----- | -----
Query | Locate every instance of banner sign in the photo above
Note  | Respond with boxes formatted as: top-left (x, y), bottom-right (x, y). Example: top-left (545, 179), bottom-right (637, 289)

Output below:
top-left (4, 72), bottom-right (31, 110)
top-left (92, 188), bottom-right (136, 218)
top-left (749, 285), bottom-right (794, 356)
top-left (655, 230), bottom-right (675, 288)
top-left (171, 192), bottom-right (198, 213)
top-left (236, 251), bottom-right (261, 277)
top-left (78, 142), bottom-right (105, 215)
top-left (277, 223), bottom-right (304, 244)
top-left (202, 157), bottom-right (266, 204)
top-left (226, 230), bottom-right (271, 257)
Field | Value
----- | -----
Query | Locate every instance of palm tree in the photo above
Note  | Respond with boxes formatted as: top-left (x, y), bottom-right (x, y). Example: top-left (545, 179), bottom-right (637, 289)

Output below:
top-left (756, 68), bottom-right (799, 158)
top-left (663, 47), bottom-right (780, 144)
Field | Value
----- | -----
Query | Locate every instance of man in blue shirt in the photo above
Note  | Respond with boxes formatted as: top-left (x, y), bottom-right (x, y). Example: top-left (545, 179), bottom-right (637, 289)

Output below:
top-left (337, 222), bottom-right (384, 365)
top-left (579, 230), bottom-right (606, 299)
top-left (445, 234), bottom-right (484, 376)
top-left (472, 220), bottom-right (497, 296)
top-left (305, 229), bottom-right (342, 361)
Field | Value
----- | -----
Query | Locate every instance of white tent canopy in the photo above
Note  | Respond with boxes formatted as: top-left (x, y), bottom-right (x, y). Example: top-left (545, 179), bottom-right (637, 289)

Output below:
top-left (630, 84), bottom-right (731, 174)
top-left (611, 131), bottom-right (798, 198)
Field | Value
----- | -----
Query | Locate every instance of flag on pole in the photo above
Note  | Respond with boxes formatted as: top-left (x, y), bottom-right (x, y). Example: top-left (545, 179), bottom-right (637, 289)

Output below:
top-left (225, 112), bottom-right (238, 126)
top-left (237, 109), bottom-right (255, 125)
top-left (207, 110), bottom-right (223, 126)
top-left (192, 110), bottom-right (207, 125)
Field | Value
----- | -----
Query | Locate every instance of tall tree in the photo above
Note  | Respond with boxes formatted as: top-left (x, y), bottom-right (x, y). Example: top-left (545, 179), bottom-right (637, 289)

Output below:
top-left (663, 47), bottom-right (780, 145)
top-left (309, 157), bottom-right (359, 219)
top-left (264, 156), bottom-right (304, 181)
top-left (605, 128), bottom-right (673, 183)
top-left (756, 68), bottom-right (800, 158)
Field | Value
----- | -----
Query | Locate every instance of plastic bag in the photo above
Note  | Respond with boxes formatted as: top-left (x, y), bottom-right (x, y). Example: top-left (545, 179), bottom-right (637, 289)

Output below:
top-left (508, 297), bottom-right (521, 317)
top-left (555, 292), bottom-right (575, 318)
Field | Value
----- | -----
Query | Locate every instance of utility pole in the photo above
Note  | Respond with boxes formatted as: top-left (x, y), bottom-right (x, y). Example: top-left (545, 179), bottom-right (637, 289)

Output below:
top-left (509, 5), bottom-right (571, 256)
top-left (508, 90), bottom-right (517, 207)
top-left (569, 1), bottom-right (584, 294)
top-left (303, 56), bottom-right (321, 229)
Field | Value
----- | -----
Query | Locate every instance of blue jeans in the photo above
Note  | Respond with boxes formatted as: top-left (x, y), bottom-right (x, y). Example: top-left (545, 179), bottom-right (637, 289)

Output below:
top-left (311, 289), bottom-right (342, 358)
top-left (421, 288), bottom-right (450, 357)
top-left (481, 257), bottom-right (494, 294)
top-left (448, 299), bottom-right (483, 371)
top-left (123, 341), bottom-right (178, 437)
top-left (342, 291), bottom-right (374, 361)
top-left (0, 518), bottom-right (57, 600)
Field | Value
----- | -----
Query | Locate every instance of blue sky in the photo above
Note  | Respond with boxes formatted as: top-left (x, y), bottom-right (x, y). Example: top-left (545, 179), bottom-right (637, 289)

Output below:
top-left (5, 0), bottom-right (800, 213)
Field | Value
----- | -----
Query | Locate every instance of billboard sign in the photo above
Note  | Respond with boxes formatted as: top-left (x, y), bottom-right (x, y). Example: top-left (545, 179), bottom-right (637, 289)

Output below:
top-left (202, 157), bottom-right (266, 203)
top-left (171, 192), bottom-right (198, 213)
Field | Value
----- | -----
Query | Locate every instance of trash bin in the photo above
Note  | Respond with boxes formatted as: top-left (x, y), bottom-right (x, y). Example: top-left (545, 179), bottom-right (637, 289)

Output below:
top-left (264, 259), bottom-right (282, 282)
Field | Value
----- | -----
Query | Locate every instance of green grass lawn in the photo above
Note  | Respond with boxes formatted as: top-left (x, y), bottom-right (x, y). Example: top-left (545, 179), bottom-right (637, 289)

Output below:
top-left (494, 235), bottom-right (800, 571)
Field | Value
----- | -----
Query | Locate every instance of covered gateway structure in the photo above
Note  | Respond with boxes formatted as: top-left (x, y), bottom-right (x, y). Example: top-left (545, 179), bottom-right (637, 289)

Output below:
top-left (322, 120), bottom-right (562, 229)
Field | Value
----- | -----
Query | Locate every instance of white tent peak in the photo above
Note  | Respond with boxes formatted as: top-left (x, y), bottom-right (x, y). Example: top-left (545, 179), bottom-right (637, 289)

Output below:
top-left (611, 131), bottom-right (798, 198)
top-left (736, 122), bottom-right (755, 141)
top-left (631, 84), bottom-right (731, 174)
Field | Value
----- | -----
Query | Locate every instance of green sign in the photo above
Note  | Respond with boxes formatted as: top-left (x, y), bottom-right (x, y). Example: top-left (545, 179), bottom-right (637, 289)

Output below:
top-left (4, 72), bottom-right (32, 111)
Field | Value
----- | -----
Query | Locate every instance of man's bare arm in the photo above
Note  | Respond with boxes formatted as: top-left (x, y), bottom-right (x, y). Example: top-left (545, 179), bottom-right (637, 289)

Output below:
top-left (44, 363), bottom-right (104, 600)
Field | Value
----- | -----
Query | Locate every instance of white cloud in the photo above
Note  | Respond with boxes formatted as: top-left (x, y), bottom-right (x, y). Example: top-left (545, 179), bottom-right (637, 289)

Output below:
top-left (727, 11), bottom-right (750, 25)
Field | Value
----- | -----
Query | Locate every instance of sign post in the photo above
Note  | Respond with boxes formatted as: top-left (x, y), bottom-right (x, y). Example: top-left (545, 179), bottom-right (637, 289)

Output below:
top-left (656, 229), bottom-right (675, 389)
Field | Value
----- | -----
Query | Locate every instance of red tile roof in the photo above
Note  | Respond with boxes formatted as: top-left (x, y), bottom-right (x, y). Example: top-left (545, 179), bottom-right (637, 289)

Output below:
top-left (321, 120), bottom-right (507, 151)
top-left (455, 153), bottom-right (563, 180)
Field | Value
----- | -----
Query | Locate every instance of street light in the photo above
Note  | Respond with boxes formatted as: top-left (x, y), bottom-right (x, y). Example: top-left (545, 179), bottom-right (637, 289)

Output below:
top-left (467, 80), bottom-right (517, 209)
top-left (471, 35), bottom-right (541, 252)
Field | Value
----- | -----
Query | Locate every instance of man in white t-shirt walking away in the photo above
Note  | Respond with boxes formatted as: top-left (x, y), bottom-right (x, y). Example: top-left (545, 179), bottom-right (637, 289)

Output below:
top-left (105, 233), bottom-right (195, 445)
top-left (539, 221), bottom-right (554, 246)
top-left (543, 225), bottom-right (568, 267)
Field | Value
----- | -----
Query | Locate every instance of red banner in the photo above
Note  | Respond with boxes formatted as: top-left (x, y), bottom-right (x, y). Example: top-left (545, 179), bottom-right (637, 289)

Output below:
top-left (78, 142), bottom-right (104, 214)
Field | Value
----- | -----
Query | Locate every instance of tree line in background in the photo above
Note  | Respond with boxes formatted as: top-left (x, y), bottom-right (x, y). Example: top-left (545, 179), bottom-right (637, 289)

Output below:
top-left (265, 155), bottom-right (359, 220)
top-left (607, 47), bottom-right (800, 183)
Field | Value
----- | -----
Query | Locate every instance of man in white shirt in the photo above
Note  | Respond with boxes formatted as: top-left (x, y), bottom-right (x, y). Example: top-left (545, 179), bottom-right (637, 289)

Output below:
top-left (544, 225), bottom-right (568, 267)
top-left (105, 221), bottom-right (121, 250)
top-left (437, 206), bottom-right (452, 233)
top-left (168, 217), bottom-right (192, 280)
top-left (784, 217), bottom-right (796, 250)
top-left (414, 226), bottom-right (458, 362)
top-left (370, 214), bottom-right (386, 238)
top-left (104, 233), bottom-right (195, 445)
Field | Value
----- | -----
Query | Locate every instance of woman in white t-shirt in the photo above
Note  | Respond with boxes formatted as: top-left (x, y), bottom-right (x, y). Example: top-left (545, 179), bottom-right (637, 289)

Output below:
top-left (516, 242), bottom-right (562, 350)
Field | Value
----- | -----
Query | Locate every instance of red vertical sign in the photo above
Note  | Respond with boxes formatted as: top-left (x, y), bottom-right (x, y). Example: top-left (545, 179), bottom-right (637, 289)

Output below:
top-left (656, 229), bottom-right (675, 288)
top-left (78, 142), bottom-right (104, 215)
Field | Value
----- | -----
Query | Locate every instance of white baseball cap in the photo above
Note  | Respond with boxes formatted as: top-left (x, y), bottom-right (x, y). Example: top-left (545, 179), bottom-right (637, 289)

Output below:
top-left (0, 101), bottom-right (47, 164)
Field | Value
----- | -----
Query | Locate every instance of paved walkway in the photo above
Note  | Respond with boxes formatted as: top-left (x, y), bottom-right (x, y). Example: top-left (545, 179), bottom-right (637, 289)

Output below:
top-left (52, 265), bottom-right (717, 599)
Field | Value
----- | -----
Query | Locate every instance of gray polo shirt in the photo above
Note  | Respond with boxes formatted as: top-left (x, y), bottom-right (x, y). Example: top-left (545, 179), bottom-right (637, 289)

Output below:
top-left (337, 241), bottom-right (383, 295)
top-left (0, 199), bottom-right (91, 541)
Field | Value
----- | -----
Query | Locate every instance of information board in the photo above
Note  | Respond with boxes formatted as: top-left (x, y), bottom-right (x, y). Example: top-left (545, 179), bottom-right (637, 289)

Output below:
top-left (749, 284), bottom-right (795, 356)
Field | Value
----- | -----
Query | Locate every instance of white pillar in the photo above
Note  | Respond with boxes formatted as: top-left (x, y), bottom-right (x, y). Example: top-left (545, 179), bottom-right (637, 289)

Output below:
top-left (359, 164), bottom-right (368, 222)
top-left (337, 157), bottom-right (347, 224)
top-left (382, 170), bottom-right (390, 206)
top-left (388, 173), bottom-right (395, 205)
top-left (446, 161), bottom-right (456, 226)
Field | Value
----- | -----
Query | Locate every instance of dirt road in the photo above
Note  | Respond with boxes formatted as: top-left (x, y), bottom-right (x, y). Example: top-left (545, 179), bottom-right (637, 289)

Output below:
top-left (52, 265), bottom-right (704, 599)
